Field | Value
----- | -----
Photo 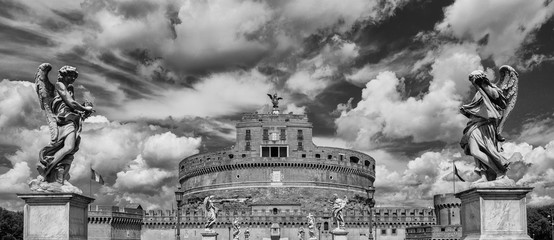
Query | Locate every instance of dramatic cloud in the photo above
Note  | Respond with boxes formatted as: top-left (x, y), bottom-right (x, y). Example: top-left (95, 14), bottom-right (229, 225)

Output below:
top-left (374, 140), bottom-right (554, 207)
top-left (437, 0), bottom-right (554, 66)
top-left (518, 116), bottom-right (554, 147)
top-left (0, 80), bottom-right (43, 130)
top-left (108, 69), bottom-right (273, 119)
top-left (373, 149), bottom-right (469, 207)
top-left (286, 36), bottom-right (359, 98)
top-left (335, 44), bottom-right (486, 150)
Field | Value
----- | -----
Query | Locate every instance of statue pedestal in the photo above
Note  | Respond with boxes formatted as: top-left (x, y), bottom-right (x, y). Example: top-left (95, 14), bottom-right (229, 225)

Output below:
top-left (455, 187), bottom-right (533, 240)
top-left (331, 229), bottom-right (348, 240)
top-left (201, 231), bottom-right (218, 240)
top-left (17, 193), bottom-right (94, 240)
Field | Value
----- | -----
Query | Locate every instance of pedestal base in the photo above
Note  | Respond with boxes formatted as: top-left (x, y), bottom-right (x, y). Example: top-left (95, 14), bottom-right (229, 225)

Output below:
top-left (455, 187), bottom-right (533, 240)
top-left (201, 231), bottom-right (219, 240)
top-left (331, 229), bottom-right (348, 240)
top-left (17, 193), bottom-right (94, 240)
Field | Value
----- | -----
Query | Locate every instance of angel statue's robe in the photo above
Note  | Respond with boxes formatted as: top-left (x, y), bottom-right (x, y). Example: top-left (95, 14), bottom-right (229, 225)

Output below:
top-left (37, 92), bottom-right (83, 183)
top-left (460, 80), bottom-right (509, 179)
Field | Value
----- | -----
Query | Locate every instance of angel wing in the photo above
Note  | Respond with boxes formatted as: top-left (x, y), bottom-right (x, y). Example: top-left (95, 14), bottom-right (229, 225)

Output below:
top-left (497, 65), bottom-right (519, 136)
top-left (203, 196), bottom-right (210, 214)
top-left (277, 97), bottom-right (283, 101)
top-left (34, 63), bottom-right (54, 110)
top-left (267, 94), bottom-right (273, 100)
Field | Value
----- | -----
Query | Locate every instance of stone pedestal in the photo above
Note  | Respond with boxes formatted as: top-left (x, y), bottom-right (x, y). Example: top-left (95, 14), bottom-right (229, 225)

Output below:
top-left (455, 187), bottom-right (533, 240)
top-left (17, 193), bottom-right (94, 240)
top-left (331, 229), bottom-right (348, 240)
top-left (201, 231), bottom-right (218, 240)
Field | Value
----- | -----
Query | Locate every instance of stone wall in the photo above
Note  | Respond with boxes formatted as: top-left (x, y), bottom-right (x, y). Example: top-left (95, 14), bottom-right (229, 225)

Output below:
top-left (88, 205), bottom-right (143, 240)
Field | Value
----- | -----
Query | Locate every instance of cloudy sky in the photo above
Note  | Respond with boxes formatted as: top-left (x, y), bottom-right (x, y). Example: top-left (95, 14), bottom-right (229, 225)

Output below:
top-left (1, 0), bottom-right (554, 211)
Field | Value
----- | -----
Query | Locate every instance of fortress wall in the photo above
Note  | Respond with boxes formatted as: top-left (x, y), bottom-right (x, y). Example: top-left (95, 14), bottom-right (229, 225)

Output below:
top-left (141, 226), bottom-right (372, 240)
top-left (181, 165), bottom-right (372, 193)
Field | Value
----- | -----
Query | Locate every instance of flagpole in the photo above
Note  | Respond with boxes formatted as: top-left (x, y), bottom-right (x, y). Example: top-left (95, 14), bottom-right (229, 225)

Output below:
top-left (89, 164), bottom-right (92, 197)
top-left (453, 160), bottom-right (456, 194)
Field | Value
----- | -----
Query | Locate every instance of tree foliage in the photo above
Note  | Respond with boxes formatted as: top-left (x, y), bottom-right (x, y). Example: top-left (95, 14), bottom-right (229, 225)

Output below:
top-left (0, 207), bottom-right (23, 240)
top-left (528, 204), bottom-right (554, 240)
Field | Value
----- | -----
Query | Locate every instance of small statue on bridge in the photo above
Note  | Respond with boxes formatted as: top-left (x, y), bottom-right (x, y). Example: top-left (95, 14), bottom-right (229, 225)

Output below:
top-left (232, 218), bottom-right (241, 240)
top-left (204, 196), bottom-right (218, 231)
top-left (332, 194), bottom-right (348, 230)
top-left (307, 213), bottom-right (316, 239)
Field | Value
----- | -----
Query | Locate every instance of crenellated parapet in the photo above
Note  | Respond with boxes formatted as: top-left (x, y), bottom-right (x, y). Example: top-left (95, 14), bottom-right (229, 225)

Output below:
top-left (88, 205), bottom-right (143, 240)
top-left (143, 206), bottom-right (436, 231)
top-left (433, 193), bottom-right (461, 226)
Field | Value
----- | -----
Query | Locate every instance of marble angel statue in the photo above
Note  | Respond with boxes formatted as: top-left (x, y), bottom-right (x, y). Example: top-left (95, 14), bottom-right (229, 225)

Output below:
top-left (29, 63), bottom-right (94, 193)
top-left (332, 194), bottom-right (348, 230)
top-left (459, 66), bottom-right (519, 186)
top-left (307, 213), bottom-right (316, 239)
top-left (204, 195), bottom-right (218, 231)
top-left (232, 218), bottom-right (241, 240)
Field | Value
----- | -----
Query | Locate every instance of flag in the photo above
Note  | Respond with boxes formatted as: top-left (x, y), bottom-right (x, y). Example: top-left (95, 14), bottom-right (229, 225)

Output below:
top-left (453, 164), bottom-right (465, 182)
top-left (91, 168), bottom-right (105, 185)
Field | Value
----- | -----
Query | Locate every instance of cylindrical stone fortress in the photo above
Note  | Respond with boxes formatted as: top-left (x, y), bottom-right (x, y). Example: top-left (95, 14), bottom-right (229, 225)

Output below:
top-left (175, 112), bottom-right (376, 240)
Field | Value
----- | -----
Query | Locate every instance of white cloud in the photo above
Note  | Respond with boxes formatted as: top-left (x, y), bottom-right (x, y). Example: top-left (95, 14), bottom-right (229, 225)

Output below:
top-left (373, 149), bottom-right (473, 206)
top-left (113, 155), bottom-right (174, 194)
top-left (436, 0), bottom-right (554, 65)
top-left (518, 117), bottom-right (554, 146)
top-left (335, 44), bottom-right (486, 149)
top-left (0, 162), bottom-right (31, 194)
top-left (0, 80), bottom-right (43, 130)
top-left (283, 103), bottom-right (306, 115)
top-left (286, 38), bottom-right (359, 99)
top-left (108, 69), bottom-right (273, 119)
top-left (142, 132), bottom-right (200, 169)
top-left (345, 50), bottom-right (418, 86)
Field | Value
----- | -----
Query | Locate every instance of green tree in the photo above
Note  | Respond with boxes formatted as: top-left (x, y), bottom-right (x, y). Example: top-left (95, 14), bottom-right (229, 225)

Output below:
top-left (528, 204), bottom-right (554, 240)
top-left (0, 207), bottom-right (23, 240)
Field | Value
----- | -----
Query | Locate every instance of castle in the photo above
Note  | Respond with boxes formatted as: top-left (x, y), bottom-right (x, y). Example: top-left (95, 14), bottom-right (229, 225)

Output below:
top-left (88, 98), bottom-right (461, 240)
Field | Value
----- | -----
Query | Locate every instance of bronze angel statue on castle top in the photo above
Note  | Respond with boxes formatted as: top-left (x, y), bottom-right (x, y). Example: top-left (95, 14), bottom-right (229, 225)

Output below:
top-left (29, 63), bottom-right (94, 193)
top-left (459, 65), bottom-right (519, 187)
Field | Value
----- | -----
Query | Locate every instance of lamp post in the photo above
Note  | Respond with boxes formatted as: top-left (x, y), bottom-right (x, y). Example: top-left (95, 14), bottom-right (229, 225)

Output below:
top-left (366, 187), bottom-right (375, 240)
top-left (316, 222), bottom-right (321, 240)
top-left (175, 187), bottom-right (184, 240)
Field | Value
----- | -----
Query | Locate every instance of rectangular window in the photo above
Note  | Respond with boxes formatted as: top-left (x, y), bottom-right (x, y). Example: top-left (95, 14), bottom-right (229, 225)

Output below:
top-left (245, 142), bottom-right (251, 151)
top-left (271, 147), bottom-right (279, 157)
top-left (381, 229), bottom-right (386, 235)
top-left (245, 129), bottom-right (251, 140)
top-left (297, 129), bottom-right (303, 140)
top-left (280, 128), bottom-right (286, 140)
top-left (262, 146), bottom-right (288, 157)
top-left (262, 147), bottom-right (270, 157)
top-left (392, 229), bottom-right (396, 234)
top-left (263, 128), bottom-right (269, 140)
top-left (279, 147), bottom-right (287, 157)
top-left (297, 141), bottom-right (303, 151)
